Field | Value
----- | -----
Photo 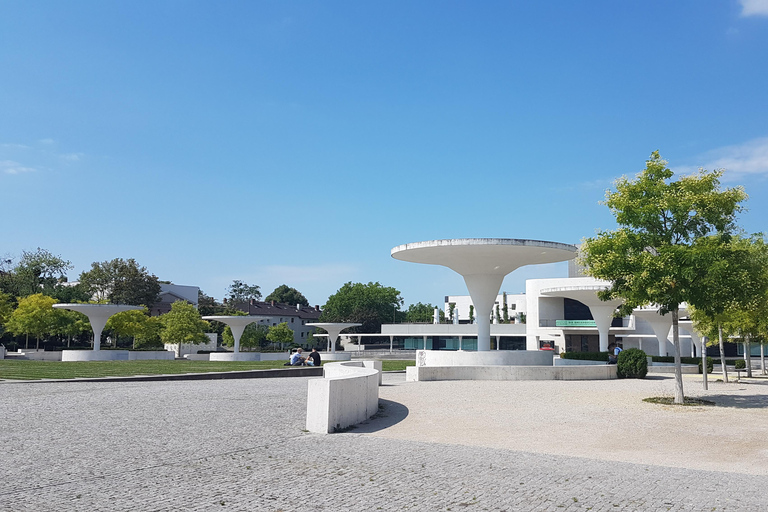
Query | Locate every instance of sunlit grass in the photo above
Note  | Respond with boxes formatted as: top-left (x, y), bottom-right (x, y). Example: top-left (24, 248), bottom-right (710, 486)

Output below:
top-left (0, 359), bottom-right (415, 380)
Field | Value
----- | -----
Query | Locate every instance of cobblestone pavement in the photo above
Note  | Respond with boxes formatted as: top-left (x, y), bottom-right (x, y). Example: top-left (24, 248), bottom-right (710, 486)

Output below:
top-left (1, 376), bottom-right (767, 511)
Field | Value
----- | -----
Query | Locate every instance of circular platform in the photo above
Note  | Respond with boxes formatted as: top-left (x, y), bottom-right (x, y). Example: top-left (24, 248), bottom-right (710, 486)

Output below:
top-left (209, 352), bottom-right (261, 362)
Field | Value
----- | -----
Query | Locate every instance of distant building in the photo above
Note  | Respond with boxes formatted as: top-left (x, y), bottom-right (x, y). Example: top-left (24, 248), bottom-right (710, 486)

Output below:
top-left (230, 300), bottom-right (323, 345)
top-left (150, 284), bottom-right (200, 316)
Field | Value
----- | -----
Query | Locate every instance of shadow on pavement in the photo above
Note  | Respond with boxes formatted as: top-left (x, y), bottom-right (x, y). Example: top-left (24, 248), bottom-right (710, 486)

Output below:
top-left (706, 394), bottom-right (768, 409)
top-left (350, 399), bottom-right (409, 433)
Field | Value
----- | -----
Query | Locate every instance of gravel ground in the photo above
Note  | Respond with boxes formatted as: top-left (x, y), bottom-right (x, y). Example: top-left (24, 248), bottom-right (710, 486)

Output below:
top-left (1, 373), bottom-right (767, 511)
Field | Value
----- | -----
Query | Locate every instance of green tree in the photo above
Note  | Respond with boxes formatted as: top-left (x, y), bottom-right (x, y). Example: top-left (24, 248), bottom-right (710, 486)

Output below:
top-left (54, 309), bottom-right (90, 347)
top-left (0, 291), bottom-right (13, 327)
top-left (5, 293), bottom-right (61, 350)
top-left (225, 280), bottom-right (261, 306)
top-left (266, 322), bottom-right (294, 349)
top-left (265, 284), bottom-right (309, 307)
top-left (502, 292), bottom-right (509, 323)
top-left (79, 258), bottom-right (161, 307)
top-left (160, 301), bottom-right (210, 357)
top-left (106, 308), bottom-right (150, 349)
top-left (4, 248), bottom-right (72, 297)
top-left (405, 302), bottom-right (436, 323)
top-left (580, 151), bottom-right (747, 404)
top-left (135, 316), bottom-right (164, 349)
top-left (320, 282), bottom-right (403, 333)
top-left (689, 235), bottom-right (768, 382)
top-left (469, 305), bottom-right (474, 323)
top-left (223, 322), bottom-right (269, 351)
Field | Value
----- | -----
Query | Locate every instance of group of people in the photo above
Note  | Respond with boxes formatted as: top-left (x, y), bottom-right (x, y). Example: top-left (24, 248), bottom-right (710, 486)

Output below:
top-left (289, 347), bottom-right (321, 366)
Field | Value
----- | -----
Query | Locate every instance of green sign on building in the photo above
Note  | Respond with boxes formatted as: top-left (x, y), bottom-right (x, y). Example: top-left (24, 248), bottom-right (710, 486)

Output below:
top-left (555, 320), bottom-right (597, 327)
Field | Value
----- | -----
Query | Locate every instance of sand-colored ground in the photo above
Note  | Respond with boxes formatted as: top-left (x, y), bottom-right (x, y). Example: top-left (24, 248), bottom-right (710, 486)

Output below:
top-left (371, 373), bottom-right (768, 476)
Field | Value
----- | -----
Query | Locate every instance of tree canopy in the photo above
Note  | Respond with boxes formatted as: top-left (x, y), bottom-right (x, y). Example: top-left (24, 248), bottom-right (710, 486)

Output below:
top-left (405, 302), bottom-right (438, 323)
top-left (580, 151), bottom-right (747, 403)
top-left (320, 281), bottom-right (403, 333)
top-left (79, 258), bottom-right (161, 307)
top-left (266, 322), bottom-right (294, 348)
top-left (160, 301), bottom-right (210, 356)
top-left (225, 280), bottom-right (261, 305)
top-left (5, 293), bottom-right (61, 349)
top-left (265, 284), bottom-right (309, 307)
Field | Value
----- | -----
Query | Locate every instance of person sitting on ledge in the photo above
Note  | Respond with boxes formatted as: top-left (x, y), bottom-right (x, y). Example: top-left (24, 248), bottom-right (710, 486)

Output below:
top-left (306, 348), bottom-right (321, 367)
top-left (290, 348), bottom-right (306, 366)
top-left (607, 343), bottom-right (622, 364)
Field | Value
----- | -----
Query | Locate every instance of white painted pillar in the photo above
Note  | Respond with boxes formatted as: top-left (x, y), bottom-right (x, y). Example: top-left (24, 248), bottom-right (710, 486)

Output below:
top-left (230, 323), bottom-right (247, 354)
top-left (463, 274), bottom-right (504, 352)
top-left (648, 318), bottom-right (673, 356)
top-left (90, 316), bottom-right (108, 352)
top-left (389, 335), bottom-right (394, 354)
top-left (590, 305), bottom-right (616, 353)
top-left (458, 336), bottom-right (463, 351)
top-left (496, 335), bottom-right (501, 351)
top-left (423, 335), bottom-right (427, 351)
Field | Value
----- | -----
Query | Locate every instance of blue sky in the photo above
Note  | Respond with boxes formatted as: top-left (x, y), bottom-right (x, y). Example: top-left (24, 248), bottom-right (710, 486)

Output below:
top-left (2, 1), bottom-right (768, 308)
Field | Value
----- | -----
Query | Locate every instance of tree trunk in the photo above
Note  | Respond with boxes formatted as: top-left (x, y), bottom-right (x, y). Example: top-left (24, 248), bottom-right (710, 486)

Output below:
top-left (25, 334), bottom-right (29, 350)
top-left (672, 309), bottom-right (684, 404)
top-left (745, 335), bottom-right (753, 378)
top-left (718, 324), bottom-right (729, 383)
top-left (701, 335), bottom-right (708, 391)
top-left (761, 343), bottom-right (766, 375)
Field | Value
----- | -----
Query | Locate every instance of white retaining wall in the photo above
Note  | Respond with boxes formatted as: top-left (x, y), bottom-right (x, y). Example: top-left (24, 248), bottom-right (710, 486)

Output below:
top-left (305, 361), bottom-right (381, 434)
top-left (128, 351), bottom-right (175, 360)
top-left (416, 349), bottom-right (553, 367)
top-left (406, 364), bottom-right (617, 381)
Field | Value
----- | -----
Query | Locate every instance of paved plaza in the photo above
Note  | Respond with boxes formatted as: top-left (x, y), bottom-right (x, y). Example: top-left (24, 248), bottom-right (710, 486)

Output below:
top-left (1, 372), bottom-right (767, 511)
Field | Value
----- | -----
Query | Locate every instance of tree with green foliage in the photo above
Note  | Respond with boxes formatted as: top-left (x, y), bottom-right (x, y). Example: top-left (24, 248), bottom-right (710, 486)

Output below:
top-left (2, 248), bottom-right (72, 297)
top-left (405, 302), bottom-right (437, 323)
top-left (79, 258), bottom-right (161, 307)
top-left (225, 280), bottom-right (261, 306)
top-left (0, 291), bottom-right (13, 327)
top-left (135, 316), bottom-right (164, 349)
top-left (265, 285), bottom-right (309, 307)
top-left (689, 235), bottom-right (768, 382)
top-left (580, 151), bottom-right (747, 404)
top-left (447, 302), bottom-right (456, 323)
top-left (223, 322), bottom-right (269, 351)
top-left (469, 305), bottom-right (474, 323)
top-left (160, 301), bottom-right (210, 357)
top-left (502, 292), bottom-right (509, 323)
top-left (266, 322), bottom-right (294, 349)
top-left (54, 309), bottom-right (90, 347)
top-left (106, 308), bottom-right (150, 349)
top-left (5, 293), bottom-right (61, 350)
top-left (320, 282), bottom-right (403, 333)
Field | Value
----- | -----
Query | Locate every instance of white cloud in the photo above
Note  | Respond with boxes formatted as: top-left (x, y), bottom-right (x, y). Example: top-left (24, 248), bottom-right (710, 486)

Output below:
top-left (59, 152), bottom-right (84, 162)
top-left (690, 137), bottom-right (768, 180)
top-left (0, 143), bottom-right (31, 150)
top-left (740, 0), bottom-right (768, 16)
top-left (38, 138), bottom-right (55, 145)
top-left (0, 160), bottom-right (36, 174)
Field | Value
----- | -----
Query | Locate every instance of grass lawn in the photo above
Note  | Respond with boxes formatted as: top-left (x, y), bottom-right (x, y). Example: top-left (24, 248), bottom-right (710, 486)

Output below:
top-left (0, 359), bottom-right (415, 380)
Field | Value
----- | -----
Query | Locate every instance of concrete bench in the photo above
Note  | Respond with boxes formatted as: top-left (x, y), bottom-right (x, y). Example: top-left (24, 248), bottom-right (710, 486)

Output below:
top-left (305, 360), bottom-right (382, 434)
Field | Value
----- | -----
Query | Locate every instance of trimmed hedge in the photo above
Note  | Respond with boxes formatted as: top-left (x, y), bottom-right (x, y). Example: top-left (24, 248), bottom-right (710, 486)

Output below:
top-left (617, 348), bottom-right (648, 379)
top-left (734, 359), bottom-right (746, 369)
top-left (559, 351), bottom-right (609, 362)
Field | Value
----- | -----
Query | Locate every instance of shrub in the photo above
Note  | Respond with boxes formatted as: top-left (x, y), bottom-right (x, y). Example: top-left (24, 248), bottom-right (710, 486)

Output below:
top-left (560, 351), bottom-right (609, 362)
top-left (617, 348), bottom-right (647, 379)
top-left (698, 357), bottom-right (713, 374)
top-left (734, 359), bottom-right (746, 370)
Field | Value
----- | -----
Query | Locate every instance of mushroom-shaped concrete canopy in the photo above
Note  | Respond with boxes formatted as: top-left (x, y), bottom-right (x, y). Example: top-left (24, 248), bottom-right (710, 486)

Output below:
top-left (392, 238), bottom-right (578, 351)
top-left (202, 316), bottom-right (270, 353)
top-left (53, 304), bottom-right (143, 351)
top-left (540, 282), bottom-right (624, 352)
top-left (306, 323), bottom-right (361, 353)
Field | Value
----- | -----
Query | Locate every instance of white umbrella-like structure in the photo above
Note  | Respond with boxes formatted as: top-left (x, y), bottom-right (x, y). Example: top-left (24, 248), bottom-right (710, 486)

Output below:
top-left (53, 303), bottom-right (143, 361)
top-left (203, 315), bottom-right (270, 361)
top-left (306, 323), bottom-right (361, 353)
top-left (540, 282), bottom-right (624, 352)
top-left (391, 239), bottom-right (577, 351)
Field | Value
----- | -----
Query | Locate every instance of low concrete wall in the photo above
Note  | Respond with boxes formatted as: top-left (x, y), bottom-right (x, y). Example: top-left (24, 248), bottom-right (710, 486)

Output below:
top-left (12, 349), bottom-right (63, 361)
top-left (259, 352), bottom-right (290, 361)
top-left (209, 352), bottom-right (261, 362)
top-left (405, 364), bottom-right (617, 381)
top-left (62, 350), bottom-right (130, 362)
top-left (416, 350), bottom-right (553, 367)
top-left (127, 351), bottom-right (175, 360)
top-left (648, 365), bottom-right (699, 374)
top-left (554, 358), bottom-right (607, 366)
top-left (306, 361), bottom-right (381, 434)
top-left (184, 354), bottom-right (210, 361)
